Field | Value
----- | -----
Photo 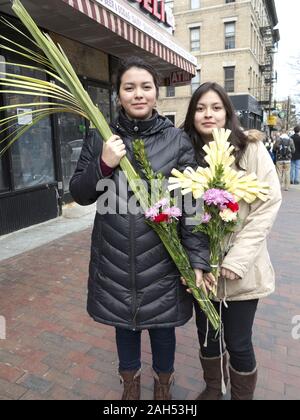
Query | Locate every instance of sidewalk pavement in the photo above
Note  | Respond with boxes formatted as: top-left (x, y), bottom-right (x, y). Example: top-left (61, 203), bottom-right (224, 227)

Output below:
top-left (0, 186), bottom-right (300, 400)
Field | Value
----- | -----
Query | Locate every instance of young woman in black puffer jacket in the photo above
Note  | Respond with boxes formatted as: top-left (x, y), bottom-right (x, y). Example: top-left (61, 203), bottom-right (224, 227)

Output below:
top-left (70, 58), bottom-right (211, 400)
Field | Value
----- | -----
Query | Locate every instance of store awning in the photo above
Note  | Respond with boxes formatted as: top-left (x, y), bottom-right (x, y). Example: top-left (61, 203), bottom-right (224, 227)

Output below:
top-left (61, 0), bottom-right (196, 84)
top-left (0, 0), bottom-right (196, 84)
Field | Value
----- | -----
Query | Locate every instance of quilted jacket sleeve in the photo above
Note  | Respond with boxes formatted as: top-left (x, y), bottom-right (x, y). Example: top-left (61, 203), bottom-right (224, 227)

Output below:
top-left (177, 132), bottom-right (211, 272)
top-left (69, 129), bottom-right (113, 206)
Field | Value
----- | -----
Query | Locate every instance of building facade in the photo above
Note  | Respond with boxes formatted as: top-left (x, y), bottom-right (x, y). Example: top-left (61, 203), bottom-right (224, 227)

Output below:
top-left (158, 0), bottom-right (279, 129)
top-left (0, 0), bottom-right (196, 235)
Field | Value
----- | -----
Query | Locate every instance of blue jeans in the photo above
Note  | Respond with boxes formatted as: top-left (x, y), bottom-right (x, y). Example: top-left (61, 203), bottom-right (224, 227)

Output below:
top-left (291, 159), bottom-right (300, 183)
top-left (116, 327), bottom-right (176, 373)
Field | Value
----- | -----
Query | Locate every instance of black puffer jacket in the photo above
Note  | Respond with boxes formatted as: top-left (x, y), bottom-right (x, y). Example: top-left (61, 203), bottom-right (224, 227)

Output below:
top-left (70, 111), bottom-right (210, 330)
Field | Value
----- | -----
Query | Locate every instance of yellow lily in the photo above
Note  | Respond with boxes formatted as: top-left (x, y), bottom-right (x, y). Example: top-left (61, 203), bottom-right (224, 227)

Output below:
top-left (168, 127), bottom-right (269, 204)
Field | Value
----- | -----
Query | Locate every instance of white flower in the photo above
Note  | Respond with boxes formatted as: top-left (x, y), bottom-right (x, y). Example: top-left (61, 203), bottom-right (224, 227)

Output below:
top-left (219, 208), bottom-right (238, 222)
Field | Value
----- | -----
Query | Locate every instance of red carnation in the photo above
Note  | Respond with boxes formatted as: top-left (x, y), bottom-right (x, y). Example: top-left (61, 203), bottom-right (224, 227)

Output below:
top-left (153, 213), bottom-right (169, 223)
top-left (226, 201), bottom-right (239, 212)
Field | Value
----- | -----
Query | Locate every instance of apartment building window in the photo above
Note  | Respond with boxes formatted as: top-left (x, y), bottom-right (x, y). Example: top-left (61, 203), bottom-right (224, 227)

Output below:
top-left (224, 66), bottom-right (235, 92)
top-left (166, 85), bottom-right (175, 97)
top-left (191, 0), bottom-right (200, 9)
top-left (191, 70), bottom-right (201, 94)
top-left (190, 27), bottom-right (200, 51)
top-left (225, 22), bottom-right (235, 49)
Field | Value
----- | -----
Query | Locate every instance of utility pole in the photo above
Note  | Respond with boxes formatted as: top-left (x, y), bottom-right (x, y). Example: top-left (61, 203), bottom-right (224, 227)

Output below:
top-left (286, 96), bottom-right (290, 131)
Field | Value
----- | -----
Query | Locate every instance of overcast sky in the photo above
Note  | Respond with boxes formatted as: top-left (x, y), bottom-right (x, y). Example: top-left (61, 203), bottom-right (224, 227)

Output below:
top-left (274, 0), bottom-right (300, 102)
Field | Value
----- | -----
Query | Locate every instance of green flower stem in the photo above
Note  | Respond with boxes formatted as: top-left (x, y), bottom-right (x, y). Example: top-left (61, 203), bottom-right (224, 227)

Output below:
top-left (150, 223), bottom-right (220, 331)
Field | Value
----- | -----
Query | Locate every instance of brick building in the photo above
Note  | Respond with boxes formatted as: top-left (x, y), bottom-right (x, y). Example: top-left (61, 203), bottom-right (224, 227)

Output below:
top-left (158, 0), bottom-right (279, 129)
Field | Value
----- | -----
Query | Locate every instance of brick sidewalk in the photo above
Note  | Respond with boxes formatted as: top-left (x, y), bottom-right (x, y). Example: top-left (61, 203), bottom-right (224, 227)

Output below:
top-left (0, 188), bottom-right (300, 400)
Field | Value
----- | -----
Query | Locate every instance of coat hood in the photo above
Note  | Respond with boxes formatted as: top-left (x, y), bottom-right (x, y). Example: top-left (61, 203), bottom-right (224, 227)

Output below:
top-left (246, 129), bottom-right (265, 143)
top-left (111, 109), bottom-right (173, 138)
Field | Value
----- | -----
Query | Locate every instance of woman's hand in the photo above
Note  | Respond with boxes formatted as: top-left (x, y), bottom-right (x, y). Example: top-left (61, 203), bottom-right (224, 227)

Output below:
top-left (101, 135), bottom-right (126, 168)
top-left (181, 269), bottom-right (216, 295)
top-left (221, 267), bottom-right (240, 281)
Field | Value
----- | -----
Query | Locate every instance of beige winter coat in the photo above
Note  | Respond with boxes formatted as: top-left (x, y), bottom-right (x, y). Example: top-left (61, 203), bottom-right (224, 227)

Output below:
top-left (217, 132), bottom-right (282, 301)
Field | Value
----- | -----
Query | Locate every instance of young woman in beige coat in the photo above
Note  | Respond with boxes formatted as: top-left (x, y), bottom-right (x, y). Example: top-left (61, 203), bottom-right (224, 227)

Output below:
top-left (183, 82), bottom-right (282, 400)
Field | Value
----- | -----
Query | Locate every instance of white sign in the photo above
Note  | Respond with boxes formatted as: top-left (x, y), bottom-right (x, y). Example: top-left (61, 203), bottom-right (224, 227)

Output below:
top-left (94, 0), bottom-right (197, 65)
top-left (17, 108), bottom-right (33, 125)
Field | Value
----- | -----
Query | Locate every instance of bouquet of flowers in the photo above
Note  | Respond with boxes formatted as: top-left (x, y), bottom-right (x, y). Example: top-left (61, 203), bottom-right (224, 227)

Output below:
top-left (0, 1), bottom-right (220, 330)
top-left (133, 140), bottom-right (220, 329)
top-left (168, 128), bottom-right (270, 295)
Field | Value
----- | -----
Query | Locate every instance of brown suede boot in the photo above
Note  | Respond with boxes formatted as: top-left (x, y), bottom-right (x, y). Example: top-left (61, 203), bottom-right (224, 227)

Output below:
top-left (229, 365), bottom-right (257, 400)
top-left (196, 352), bottom-right (229, 400)
top-left (153, 371), bottom-right (175, 400)
top-left (119, 369), bottom-right (141, 400)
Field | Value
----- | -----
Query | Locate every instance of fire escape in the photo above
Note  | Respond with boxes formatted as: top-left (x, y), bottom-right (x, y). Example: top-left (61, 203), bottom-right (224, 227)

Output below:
top-left (259, 25), bottom-right (277, 108)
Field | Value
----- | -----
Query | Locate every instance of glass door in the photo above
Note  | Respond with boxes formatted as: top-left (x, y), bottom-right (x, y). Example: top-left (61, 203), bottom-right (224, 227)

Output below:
top-left (57, 112), bottom-right (86, 193)
top-left (55, 79), bottom-right (111, 194)
top-left (87, 81), bottom-right (111, 123)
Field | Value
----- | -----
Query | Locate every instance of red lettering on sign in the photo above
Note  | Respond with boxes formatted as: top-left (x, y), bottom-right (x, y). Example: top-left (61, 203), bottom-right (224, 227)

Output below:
top-left (128, 1), bottom-right (173, 28)
top-left (142, 0), bottom-right (153, 14)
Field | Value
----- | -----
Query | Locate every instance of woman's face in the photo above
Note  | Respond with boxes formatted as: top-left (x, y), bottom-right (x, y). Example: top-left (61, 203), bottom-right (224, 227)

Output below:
top-left (119, 67), bottom-right (157, 120)
top-left (194, 90), bottom-right (227, 140)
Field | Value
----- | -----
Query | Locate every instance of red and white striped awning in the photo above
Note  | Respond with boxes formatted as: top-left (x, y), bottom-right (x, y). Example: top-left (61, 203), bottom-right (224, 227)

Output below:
top-left (61, 0), bottom-right (196, 82)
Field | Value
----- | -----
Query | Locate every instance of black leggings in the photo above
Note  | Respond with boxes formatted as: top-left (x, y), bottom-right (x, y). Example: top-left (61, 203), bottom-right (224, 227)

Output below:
top-left (194, 299), bottom-right (258, 373)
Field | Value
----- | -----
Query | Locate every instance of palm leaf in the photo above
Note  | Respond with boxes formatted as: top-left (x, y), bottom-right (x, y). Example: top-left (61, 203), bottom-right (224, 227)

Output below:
top-left (0, 0), bottom-right (148, 210)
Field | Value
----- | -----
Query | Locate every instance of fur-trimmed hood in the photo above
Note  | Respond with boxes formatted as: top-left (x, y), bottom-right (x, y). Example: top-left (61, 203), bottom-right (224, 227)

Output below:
top-left (245, 129), bottom-right (265, 143)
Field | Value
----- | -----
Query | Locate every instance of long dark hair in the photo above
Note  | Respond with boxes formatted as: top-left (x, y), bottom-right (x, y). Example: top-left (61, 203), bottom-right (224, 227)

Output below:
top-left (116, 57), bottom-right (160, 98)
top-left (184, 82), bottom-right (248, 169)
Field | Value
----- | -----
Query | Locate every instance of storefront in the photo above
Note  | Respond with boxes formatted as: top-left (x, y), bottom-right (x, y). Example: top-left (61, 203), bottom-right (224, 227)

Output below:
top-left (0, 0), bottom-right (196, 235)
top-left (230, 94), bottom-right (263, 131)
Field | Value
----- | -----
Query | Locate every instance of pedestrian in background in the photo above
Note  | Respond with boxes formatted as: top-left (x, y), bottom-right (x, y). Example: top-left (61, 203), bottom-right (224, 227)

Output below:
top-left (290, 125), bottom-right (300, 184)
top-left (273, 130), bottom-right (295, 191)
top-left (264, 135), bottom-right (276, 163)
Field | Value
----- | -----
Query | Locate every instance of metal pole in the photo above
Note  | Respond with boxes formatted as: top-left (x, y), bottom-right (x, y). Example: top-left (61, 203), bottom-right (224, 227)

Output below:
top-left (286, 96), bottom-right (290, 131)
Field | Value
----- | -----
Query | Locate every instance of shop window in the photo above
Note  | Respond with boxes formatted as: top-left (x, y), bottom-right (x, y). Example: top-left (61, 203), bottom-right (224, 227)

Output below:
top-left (57, 82), bottom-right (111, 193)
top-left (58, 113), bottom-right (86, 192)
top-left (87, 84), bottom-right (111, 123)
top-left (0, 159), bottom-right (9, 191)
top-left (11, 122), bottom-right (55, 190)
top-left (4, 64), bottom-right (55, 190)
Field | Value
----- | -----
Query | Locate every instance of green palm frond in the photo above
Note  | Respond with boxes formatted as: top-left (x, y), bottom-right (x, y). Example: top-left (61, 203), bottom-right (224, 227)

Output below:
top-left (0, 0), bottom-right (148, 209)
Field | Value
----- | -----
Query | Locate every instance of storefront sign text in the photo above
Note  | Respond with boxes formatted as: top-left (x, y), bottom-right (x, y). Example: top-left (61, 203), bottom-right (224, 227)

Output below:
top-left (128, 0), bottom-right (174, 30)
